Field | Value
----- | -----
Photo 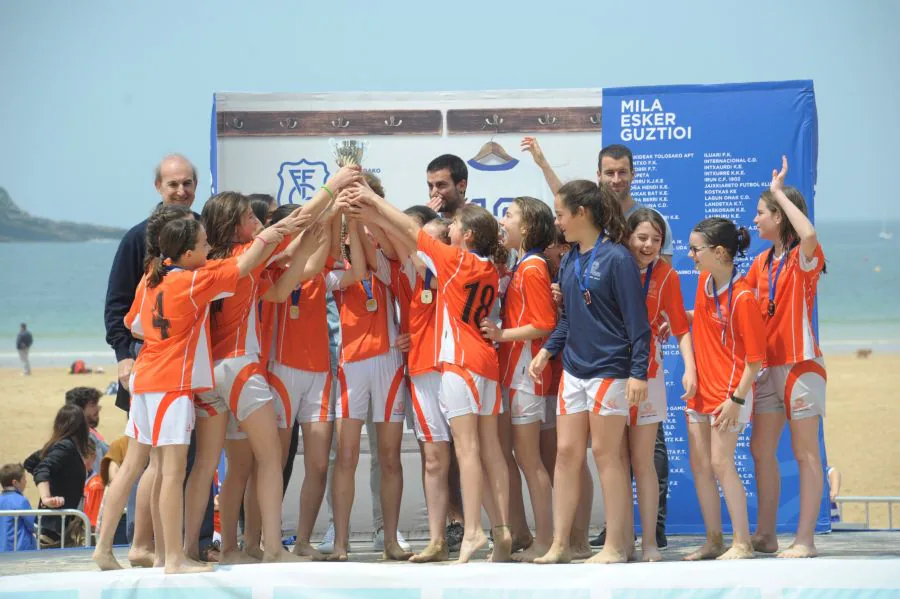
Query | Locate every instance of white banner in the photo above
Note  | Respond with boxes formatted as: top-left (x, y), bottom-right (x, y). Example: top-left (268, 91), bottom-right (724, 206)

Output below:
top-left (213, 89), bottom-right (604, 217)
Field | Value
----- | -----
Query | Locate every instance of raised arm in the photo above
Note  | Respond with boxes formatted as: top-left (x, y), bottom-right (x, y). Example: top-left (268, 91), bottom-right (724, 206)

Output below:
top-left (521, 137), bottom-right (563, 195)
top-left (235, 226), bottom-right (285, 277)
top-left (770, 155), bottom-right (818, 259)
top-left (263, 224), bottom-right (327, 302)
top-left (366, 221), bottom-right (399, 261)
top-left (348, 186), bottom-right (420, 244)
top-left (348, 218), bottom-right (368, 285)
top-left (296, 165), bottom-right (363, 224)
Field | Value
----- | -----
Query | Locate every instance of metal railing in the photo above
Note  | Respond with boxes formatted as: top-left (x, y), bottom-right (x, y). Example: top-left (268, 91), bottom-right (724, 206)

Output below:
top-left (0, 508), bottom-right (92, 550)
top-left (835, 496), bottom-right (900, 530)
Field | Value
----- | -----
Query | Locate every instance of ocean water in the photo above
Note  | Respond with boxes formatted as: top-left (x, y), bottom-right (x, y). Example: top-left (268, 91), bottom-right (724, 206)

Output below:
top-left (0, 221), bottom-right (898, 367)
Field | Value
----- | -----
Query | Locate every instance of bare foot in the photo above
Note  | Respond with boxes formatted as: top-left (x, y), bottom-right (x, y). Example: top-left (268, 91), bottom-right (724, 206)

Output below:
top-left (219, 550), bottom-right (259, 565)
top-left (717, 543), bottom-right (755, 560)
top-left (409, 540), bottom-right (449, 563)
top-left (488, 525), bottom-right (513, 563)
top-left (534, 542), bottom-right (572, 564)
top-left (292, 540), bottom-right (325, 560)
top-left (93, 547), bottom-right (123, 571)
top-left (457, 529), bottom-right (488, 564)
top-left (569, 540), bottom-right (593, 561)
top-left (511, 543), bottom-right (550, 563)
top-left (641, 546), bottom-right (663, 562)
top-left (324, 548), bottom-right (349, 562)
top-left (265, 548), bottom-right (306, 563)
top-left (778, 543), bottom-right (818, 559)
top-left (512, 533), bottom-right (534, 554)
top-left (751, 533), bottom-right (779, 554)
top-left (383, 542), bottom-right (414, 561)
top-left (164, 557), bottom-right (213, 575)
top-left (153, 555), bottom-right (165, 568)
top-left (684, 535), bottom-right (725, 561)
top-left (128, 547), bottom-right (155, 568)
top-left (585, 547), bottom-right (628, 564)
top-left (245, 545), bottom-right (264, 561)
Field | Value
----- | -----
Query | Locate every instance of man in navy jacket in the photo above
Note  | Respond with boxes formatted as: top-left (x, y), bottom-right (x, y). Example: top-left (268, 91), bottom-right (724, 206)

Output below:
top-left (105, 154), bottom-right (198, 412)
top-left (102, 154), bottom-right (212, 553)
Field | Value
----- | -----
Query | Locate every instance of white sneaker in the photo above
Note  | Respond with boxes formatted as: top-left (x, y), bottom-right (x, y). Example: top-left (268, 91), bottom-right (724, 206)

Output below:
top-left (317, 523), bottom-right (335, 553)
top-left (372, 527), bottom-right (411, 552)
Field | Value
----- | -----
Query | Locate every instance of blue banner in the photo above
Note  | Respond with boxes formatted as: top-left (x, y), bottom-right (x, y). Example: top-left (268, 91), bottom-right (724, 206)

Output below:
top-left (602, 80), bottom-right (828, 534)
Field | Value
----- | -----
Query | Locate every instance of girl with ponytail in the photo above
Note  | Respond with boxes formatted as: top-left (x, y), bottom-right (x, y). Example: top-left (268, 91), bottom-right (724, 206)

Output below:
top-left (93, 203), bottom-right (191, 571)
top-left (103, 212), bottom-right (284, 574)
top-left (347, 191), bottom-right (512, 564)
top-left (528, 180), bottom-right (651, 565)
top-left (747, 157), bottom-right (827, 559)
top-left (685, 217), bottom-right (765, 562)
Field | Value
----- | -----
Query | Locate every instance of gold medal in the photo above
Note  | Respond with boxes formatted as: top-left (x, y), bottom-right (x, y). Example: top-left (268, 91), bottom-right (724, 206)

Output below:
top-left (290, 305), bottom-right (300, 319)
top-left (366, 298), bottom-right (378, 312)
top-left (420, 289), bottom-right (433, 304)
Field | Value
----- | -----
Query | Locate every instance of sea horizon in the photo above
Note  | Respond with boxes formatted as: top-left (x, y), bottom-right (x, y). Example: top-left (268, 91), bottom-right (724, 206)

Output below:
top-left (1, 219), bottom-right (898, 369)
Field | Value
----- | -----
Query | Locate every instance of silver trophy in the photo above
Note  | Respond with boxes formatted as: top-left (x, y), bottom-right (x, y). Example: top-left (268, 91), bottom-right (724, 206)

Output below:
top-left (330, 138), bottom-right (368, 167)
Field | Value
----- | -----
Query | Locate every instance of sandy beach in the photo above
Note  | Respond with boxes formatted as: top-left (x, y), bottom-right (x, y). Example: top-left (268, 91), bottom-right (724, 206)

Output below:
top-left (1, 354), bottom-right (898, 527)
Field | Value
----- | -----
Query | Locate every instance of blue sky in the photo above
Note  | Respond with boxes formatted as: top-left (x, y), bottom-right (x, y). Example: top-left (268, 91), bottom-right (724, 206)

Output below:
top-left (1, 0), bottom-right (898, 227)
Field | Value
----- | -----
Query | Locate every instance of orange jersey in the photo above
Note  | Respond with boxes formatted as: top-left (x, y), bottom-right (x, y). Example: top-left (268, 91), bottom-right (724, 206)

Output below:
top-left (83, 474), bottom-right (104, 527)
top-left (642, 259), bottom-right (691, 379)
top-left (397, 256), bottom-right (443, 376)
top-left (328, 252), bottom-right (397, 364)
top-left (417, 229), bottom-right (500, 381)
top-left (689, 272), bottom-right (766, 413)
top-left (744, 244), bottom-right (825, 366)
top-left (209, 239), bottom-right (288, 361)
top-left (499, 253), bottom-right (557, 393)
top-left (126, 258), bottom-right (240, 394)
top-left (272, 272), bottom-right (331, 372)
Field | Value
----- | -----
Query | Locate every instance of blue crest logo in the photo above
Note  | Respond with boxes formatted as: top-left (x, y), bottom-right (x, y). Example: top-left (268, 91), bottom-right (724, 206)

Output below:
top-left (276, 159), bottom-right (331, 205)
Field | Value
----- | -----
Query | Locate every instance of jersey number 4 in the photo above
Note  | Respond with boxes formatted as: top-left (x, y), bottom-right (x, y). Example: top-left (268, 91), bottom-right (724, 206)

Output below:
top-left (152, 293), bottom-right (171, 340)
top-left (461, 282), bottom-right (496, 325)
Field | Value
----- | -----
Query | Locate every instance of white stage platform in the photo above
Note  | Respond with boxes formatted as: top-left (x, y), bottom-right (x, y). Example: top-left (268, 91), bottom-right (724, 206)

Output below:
top-left (2, 558), bottom-right (899, 598)
top-left (1, 533), bottom-right (899, 599)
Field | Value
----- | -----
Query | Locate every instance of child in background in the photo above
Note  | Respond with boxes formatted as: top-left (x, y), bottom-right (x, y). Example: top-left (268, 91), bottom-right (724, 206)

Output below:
top-left (0, 463), bottom-right (37, 552)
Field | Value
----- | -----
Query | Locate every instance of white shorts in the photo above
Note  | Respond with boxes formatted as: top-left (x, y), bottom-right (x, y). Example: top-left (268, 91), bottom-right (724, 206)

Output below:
top-left (557, 371), bottom-right (628, 417)
top-left (268, 362), bottom-right (334, 425)
top-left (410, 371), bottom-right (450, 443)
top-left (196, 354), bottom-right (273, 441)
top-left (629, 369), bottom-right (667, 426)
top-left (441, 365), bottom-right (501, 419)
top-left (686, 387), bottom-right (754, 433)
top-left (504, 388), bottom-right (546, 426)
top-left (336, 350), bottom-right (408, 423)
top-left (754, 357), bottom-right (826, 420)
top-left (126, 389), bottom-right (195, 447)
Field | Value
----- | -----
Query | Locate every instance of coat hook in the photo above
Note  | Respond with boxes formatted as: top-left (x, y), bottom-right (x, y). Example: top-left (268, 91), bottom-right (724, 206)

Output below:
top-left (231, 117), bottom-right (244, 129)
top-left (538, 114), bottom-right (558, 126)
top-left (589, 113), bottom-right (601, 125)
top-left (331, 117), bottom-right (351, 129)
top-left (279, 117), bottom-right (298, 129)
top-left (384, 116), bottom-right (403, 127)
top-left (482, 114), bottom-right (503, 131)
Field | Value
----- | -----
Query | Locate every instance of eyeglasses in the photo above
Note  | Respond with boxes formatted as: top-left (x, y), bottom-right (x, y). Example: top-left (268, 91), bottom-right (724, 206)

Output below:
top-left (689, 245), bottom-right (711, 254)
